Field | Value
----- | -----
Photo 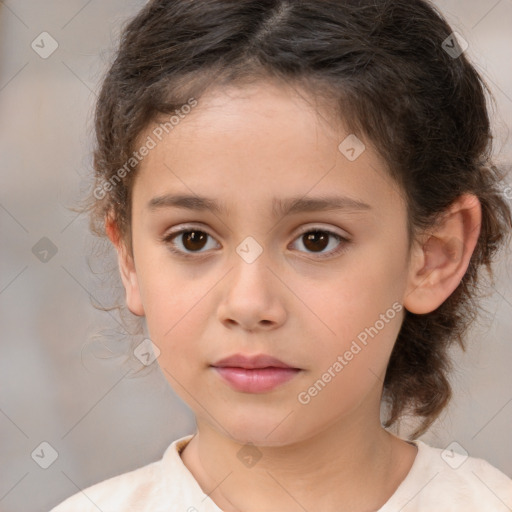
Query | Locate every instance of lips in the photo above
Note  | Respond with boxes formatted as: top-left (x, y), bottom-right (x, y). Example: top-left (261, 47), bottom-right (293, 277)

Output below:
top-left (212, 353), bottom-right (296, 369)
top-left (211, 353), bottom-right (302, 393)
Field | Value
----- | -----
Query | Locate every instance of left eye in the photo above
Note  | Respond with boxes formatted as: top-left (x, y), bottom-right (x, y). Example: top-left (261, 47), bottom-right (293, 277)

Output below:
top-left (162, 227), bottom-right (349, 259)
top-left (290, 229), bottom-right (348, 258)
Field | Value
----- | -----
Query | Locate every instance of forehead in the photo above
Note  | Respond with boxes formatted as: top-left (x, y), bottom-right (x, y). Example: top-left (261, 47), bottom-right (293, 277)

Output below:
top-left (131, 81), bottom-right (405, 219)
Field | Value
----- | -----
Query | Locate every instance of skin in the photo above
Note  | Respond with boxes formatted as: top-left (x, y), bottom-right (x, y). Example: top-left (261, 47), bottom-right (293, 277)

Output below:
top-left (107, 79), bottom-right (482, 511)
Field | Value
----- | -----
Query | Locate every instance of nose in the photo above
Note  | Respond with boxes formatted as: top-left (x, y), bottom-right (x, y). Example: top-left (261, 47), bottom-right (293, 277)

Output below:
top-left (217, 251), bottom-right (287, 332)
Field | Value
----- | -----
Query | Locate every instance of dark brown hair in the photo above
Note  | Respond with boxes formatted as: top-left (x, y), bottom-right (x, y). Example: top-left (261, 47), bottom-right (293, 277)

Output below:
top-left (82, 0), bottom-right (512, 438)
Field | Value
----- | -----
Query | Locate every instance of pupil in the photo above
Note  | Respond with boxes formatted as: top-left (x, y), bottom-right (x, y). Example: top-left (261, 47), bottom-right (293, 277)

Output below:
top-left (184, 231), bottom-right (207, 251)
top-left (304, 231), bottom-right (328, 252)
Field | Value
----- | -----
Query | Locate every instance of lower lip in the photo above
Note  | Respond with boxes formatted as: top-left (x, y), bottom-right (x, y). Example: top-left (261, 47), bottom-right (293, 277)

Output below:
top-left (212, 367), bottom-right (301, 393)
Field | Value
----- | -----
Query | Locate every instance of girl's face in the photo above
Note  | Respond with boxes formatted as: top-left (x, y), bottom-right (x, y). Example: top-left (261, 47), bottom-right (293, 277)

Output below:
top-left (123, 80), bottom-right (415, 446)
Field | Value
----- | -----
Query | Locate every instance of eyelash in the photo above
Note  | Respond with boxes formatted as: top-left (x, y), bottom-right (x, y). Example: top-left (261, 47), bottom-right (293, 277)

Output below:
top-left (160, 225), bottom-right (351, 260)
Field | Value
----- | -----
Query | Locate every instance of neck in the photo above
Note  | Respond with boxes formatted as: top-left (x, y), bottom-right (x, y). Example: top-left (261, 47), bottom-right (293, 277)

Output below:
top-left (180, 410), bottom-right (416, 512)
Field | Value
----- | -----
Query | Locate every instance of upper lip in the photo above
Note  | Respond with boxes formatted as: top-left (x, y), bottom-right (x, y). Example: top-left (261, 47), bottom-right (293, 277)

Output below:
top-left (211, 354), bottom-right (297, 369)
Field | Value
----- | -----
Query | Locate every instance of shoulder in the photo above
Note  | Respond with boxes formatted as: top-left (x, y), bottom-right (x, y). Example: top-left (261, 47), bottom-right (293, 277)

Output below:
top-left (49, 435), bottom-right (199, 512)
top-left (383, 440), bottom-right (512, 512)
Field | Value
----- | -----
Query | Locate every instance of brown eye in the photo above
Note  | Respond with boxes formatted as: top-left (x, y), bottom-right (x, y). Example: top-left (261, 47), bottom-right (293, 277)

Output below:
top-left (162, 229), bottom-right (219, 258)
top-left (291, 228), bottom-right (349, 259)
top-left (180, 231), bottom-right (208, 251)
top-left (302, 231), bottom-right (330, 252)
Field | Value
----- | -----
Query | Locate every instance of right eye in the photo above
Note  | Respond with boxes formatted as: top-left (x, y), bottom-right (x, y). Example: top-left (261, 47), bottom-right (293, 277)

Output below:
top-left (161, 227), bottom-right (220, 259)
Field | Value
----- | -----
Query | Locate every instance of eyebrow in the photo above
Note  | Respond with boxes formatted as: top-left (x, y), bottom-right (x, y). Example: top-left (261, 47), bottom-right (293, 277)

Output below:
top-left (147, 193), bottom-right (372, 217)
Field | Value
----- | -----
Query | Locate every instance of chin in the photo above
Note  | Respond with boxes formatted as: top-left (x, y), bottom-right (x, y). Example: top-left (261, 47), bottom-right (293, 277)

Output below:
top-left (217, 410), bottom-right (304, 447)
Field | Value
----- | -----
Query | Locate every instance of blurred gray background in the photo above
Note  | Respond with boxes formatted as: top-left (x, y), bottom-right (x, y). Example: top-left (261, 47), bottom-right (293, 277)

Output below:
top-left (0, 1), bottom-right (511, 511)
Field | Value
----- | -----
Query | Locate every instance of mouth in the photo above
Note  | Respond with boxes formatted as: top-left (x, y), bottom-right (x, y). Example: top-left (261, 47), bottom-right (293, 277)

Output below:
top-left (210, 353), bottom-right (302, 393)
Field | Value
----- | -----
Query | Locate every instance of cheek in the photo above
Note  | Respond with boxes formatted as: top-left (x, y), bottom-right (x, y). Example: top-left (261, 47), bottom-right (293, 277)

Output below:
top-left (317, 272), bottom-right (402, 340)
top-left (303, 263), bottom-right (405, 382)
top-left (145, 294), bottom-right (207, 390)
top-left (296, 311), bottom-right (402, 420)
top-left (136, 266), bottom-right (206, 354)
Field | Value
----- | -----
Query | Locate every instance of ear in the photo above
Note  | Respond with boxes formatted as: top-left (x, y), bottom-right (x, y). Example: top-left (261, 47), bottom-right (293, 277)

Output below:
top-left (105, 215), bottom-right (145, 317)
top-left (403, 194), bottom-right (481, 314)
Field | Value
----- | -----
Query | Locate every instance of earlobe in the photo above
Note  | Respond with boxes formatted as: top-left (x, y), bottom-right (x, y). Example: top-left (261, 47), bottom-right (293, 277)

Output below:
top-left (105, 215), bottom-right (145, 317)
top-left (403, 194), bottom-right (481, 314)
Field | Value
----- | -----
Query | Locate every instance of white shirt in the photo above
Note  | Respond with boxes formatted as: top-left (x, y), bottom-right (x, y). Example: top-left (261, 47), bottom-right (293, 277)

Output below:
top-left (51, 434), bottom-right (512, 511)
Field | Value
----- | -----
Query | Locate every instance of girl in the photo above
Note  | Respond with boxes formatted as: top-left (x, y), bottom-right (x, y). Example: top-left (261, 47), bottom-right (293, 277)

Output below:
top-left (52, 0), bottom-right (512, 510)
